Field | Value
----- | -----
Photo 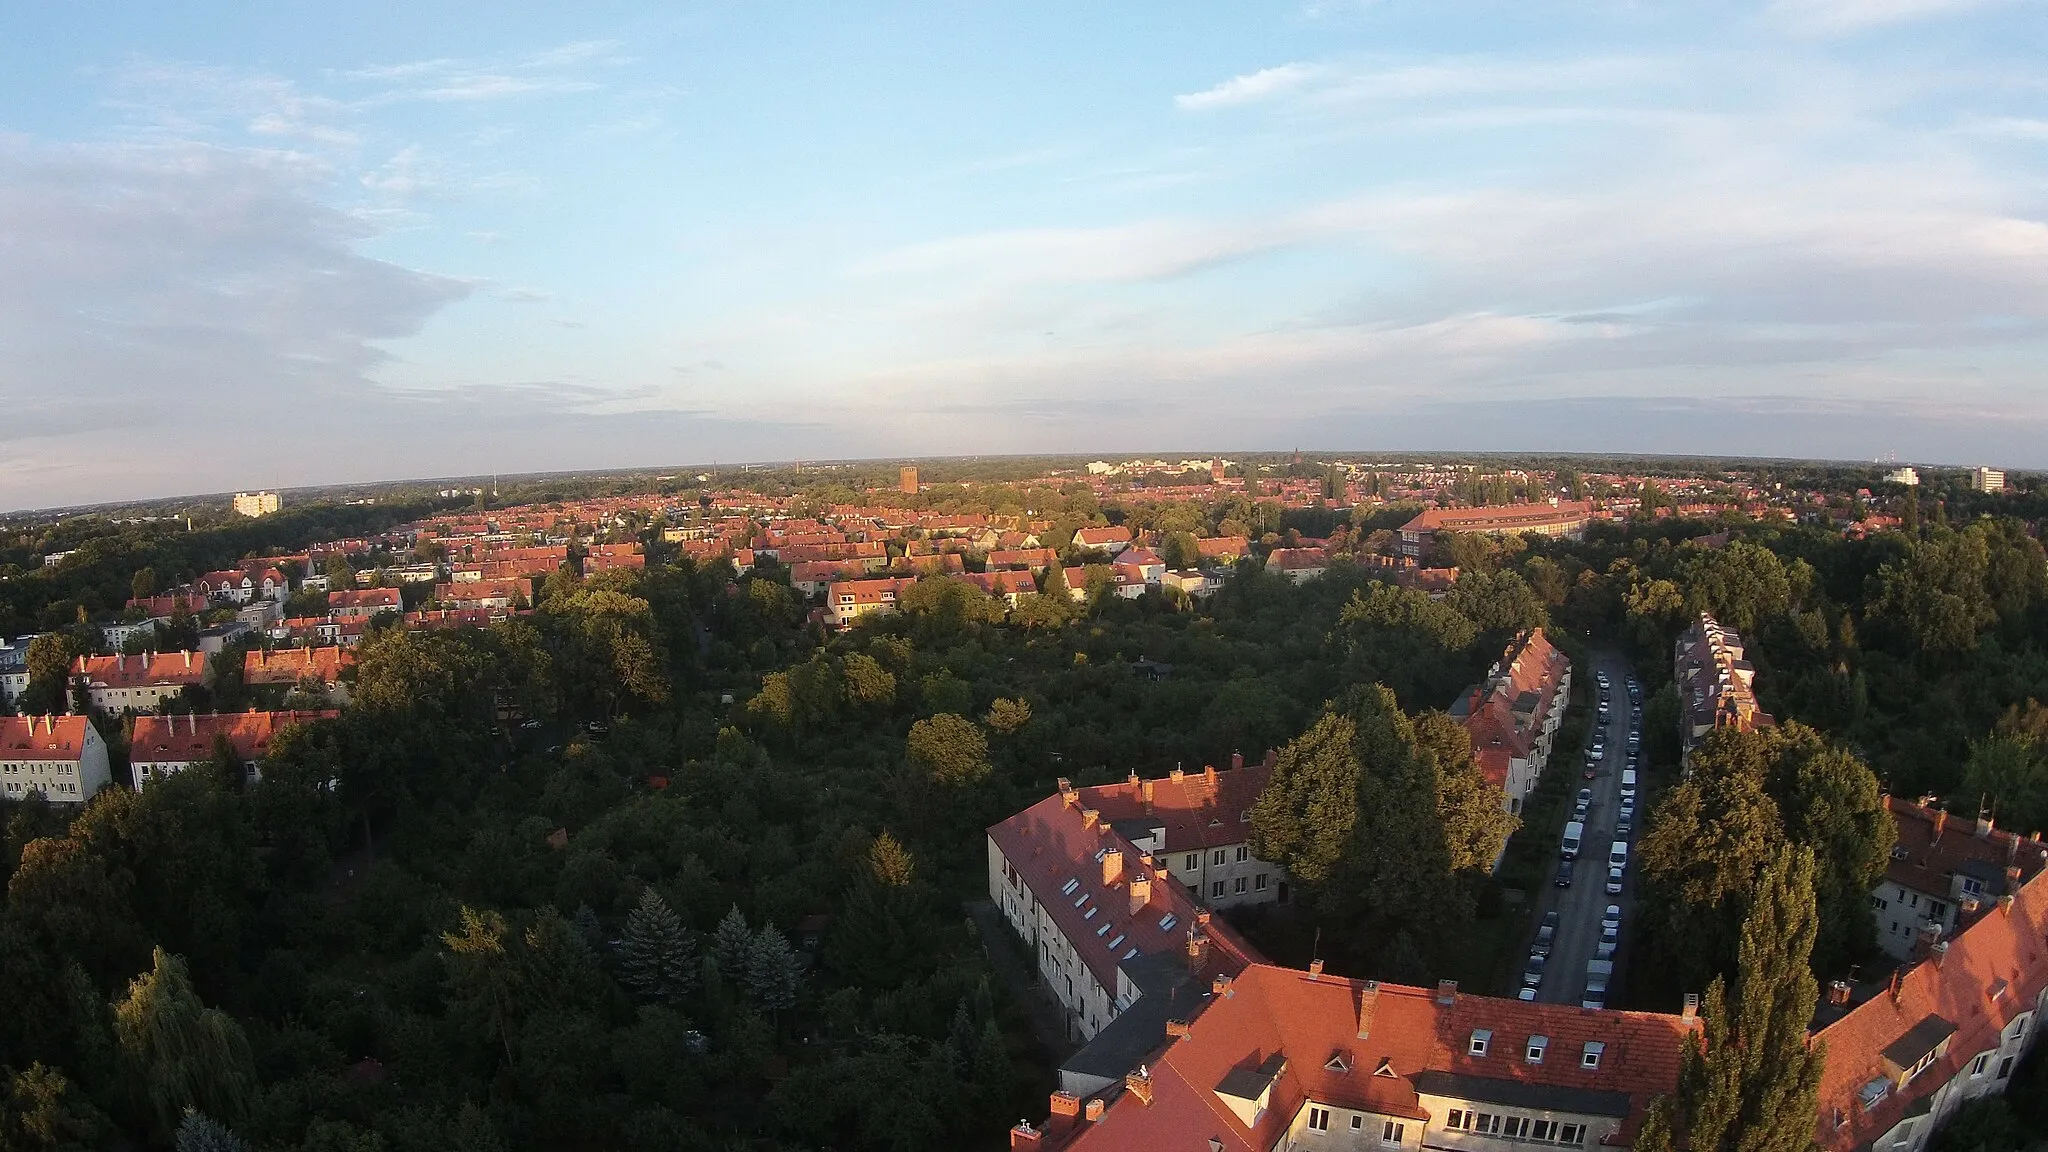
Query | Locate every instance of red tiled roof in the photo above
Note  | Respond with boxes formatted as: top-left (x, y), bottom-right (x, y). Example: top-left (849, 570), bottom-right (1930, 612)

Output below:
top-left (330, 588), bottom-right (402, 611)
top-left (1069, 762), bottom-right (1274, 853)
top-left (1196, 536), bottom-right (1250, 559)
top-left (243, 646), bottom-right (352, 685)
top-left (1881, 797), bottom-right (2048, 897)
top-left (1814, 868), bottom-right (2048, 1150)
top-left (1265, 547), bottom-right (1331, 571)
top-left (1067, 966), bottom-right (1692, 1151)
top-left (73, 651), bottom-right (206, 688)
top-left (131, 710), bottom-right (336, 765)
top-left (1456, 629), bottom-right (1571, 790)
top-left (1075, 525), bottom-right (1133, 546)
top-left (0, 716), bottom-right (98, 762)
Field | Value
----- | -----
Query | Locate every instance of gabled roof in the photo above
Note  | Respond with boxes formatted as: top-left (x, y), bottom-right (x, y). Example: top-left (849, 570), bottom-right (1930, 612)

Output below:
top-left (1265, 548), bottom-right (1331, 571)
top-left (131, 710), bottom-right (337, 765)
top-left (1069, 762), bottom-right (1273, 853)
top-left (0, 716), bottom-right (99, 762)
top-left (1881, 796), bottom-right (2048, 898)
top-left (243, 646), bottom-right (353, 684)
top-left (73, 651), bottom-right (207, 688)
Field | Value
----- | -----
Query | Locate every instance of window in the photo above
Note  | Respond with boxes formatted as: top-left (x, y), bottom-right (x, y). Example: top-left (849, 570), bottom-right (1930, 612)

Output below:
top-left (1212, 849), bottom-right (1226, 866)
top-left (1503, 1118), bottom-right (1530, 1140)
top-left (1582, 1041), bottom-right (1605, 1069)
top-left (1446, 1111), bottom-right (1469, 1131)
top-left (1095, 923), bottom-right (1110, 937)
top-left (1060, 878), bottom-right (1080, 896)
top-left (1307, 1107), bottom-right (1331, 1133)
top-left (1469, 1029), bottom-right (1492, 1056)
top-left (1236, 845), bottom-right (1250, 862)
top-left (1999, 1057), bottom-right (2016, 1079)
top-left (1256, 873), bottom-right (1268, 891)
top-left (1559, 1125), bottom-right (1586, 1145)
top-left (1382, 1120), bottom-right (1405, 1145)
top-left (1211, 881), bottom-right (1225, 898)
top-left (1108, 934), bottom-right (1125, 950)
top-left (1962, 876), bottom-right (1987, 898)
top-left (1185, 853), bottom-right (1198, 870)
top-left (1929, 901), bottom-right (1948, 920)
top-left (1474, 1113), bottom-right (1502, 1135)
top-left (1526, 1035), bottom-right (1548, 1063)
top-left (1158, 913), bottom-right (1178, 931)
top-left (1972, 1053), bottom-right (1991, 1077)
top-left (1234, 877), bottom-right (1248, 894)
top-left (1531, 1121), bottom-right (1559, 1142)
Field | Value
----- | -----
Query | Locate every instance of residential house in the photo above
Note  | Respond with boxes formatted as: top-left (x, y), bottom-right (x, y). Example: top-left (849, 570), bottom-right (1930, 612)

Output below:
top-left (1869, 798), bottom-right (2048, 961)
top-left (243, 646), bottom-right (354, 704)
top-left (71, 651), bottom-right (207, 712)
top-left (433, 579), bottom-right (528, 612)
top-left (1265, 547), bottom-right (1331, 584)
top-left (1450, 629), bottom-right (1573, 817)
top-left (197, 570), bottom-right (257, 604)
top-left (987, 548), bottom-right (1059, 573)
top-left (1115, 548), bottom-right (1165, 585)
top-left (789, 560), bottom-right (869, 597)
top-left (1159, 570), bottom-right (1218, 599)
top-left (1674, 613), bottom-right (1773, 766)
top-left (328, 588), bottom-right (403, 619)
top-left (130, 710), bottom-right (337, 788)
top-left (0, 715), bottom-right (113, 804)
top-left (1397, 501), bottom-right (1593, 559)
top-left (967, 570), bottom-right (1039, 608)
top-left (1196, 536), bottom-right (1250, 563)
top-left (1073, 525), bottom-right (1134, 556)
top-left (828, 577), bottom-right (917, 628)
top-left (0, 637), bottom-right (33, 706)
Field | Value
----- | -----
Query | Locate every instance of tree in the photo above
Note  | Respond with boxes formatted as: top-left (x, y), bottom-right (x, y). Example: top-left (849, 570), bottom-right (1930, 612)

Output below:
top-left (906, 714), bottom-right (991, 786)
top-left (1961, 734), bottom-right (2048, 837)
top-left (744, 925), bottom-right (801, 1013)
top-left (1636, 764), bottom-right (1785, 994)
top-left (982, 697), bottom-right (1031, 735)
top-left (130, 568), bottom-right (157, 602)
top-left (113, 948), bottom-right (256, 1141)
top-left (439, 907), bottom-right (522, 1067)
top-left (0, 1063), bottom-right (109, 1150)
top-left (841, 653), bottom-right (896, 709)
top-left (866, 831), bottom-right (916, 887)
top-left (712, 905), bottom-right (752, 976)
top-left (1636, 846), bottom-right (1826, 1152)
top-left (19, 635), bottom-right (74, 716)
top-left (617, 889), bottom-right (697, 1004)
top-left (175, 1111), bottom-right (252, 1152)
top-left (1248, 713), bottom-right (1361, 890)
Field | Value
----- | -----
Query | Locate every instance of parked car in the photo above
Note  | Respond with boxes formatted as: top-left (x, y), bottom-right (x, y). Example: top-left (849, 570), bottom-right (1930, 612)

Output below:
top-left (1534, 912), bottom-right (1559, 956)
top-left (1581, 990), bottom-right (1606, 1009)
top-left (1554, 860), bottom-right (1575, 888)
top-left (1523, 954), bottom-right (1547, 987)
top-left (1602, 905), bottom-right (1622, 931)
top-left (1519, 986), bottom-right (1538, 1001)
top-left (1616, 815), bottom-right (1633, 839)
top-left (1606, 867), bottom-right (1625, 895)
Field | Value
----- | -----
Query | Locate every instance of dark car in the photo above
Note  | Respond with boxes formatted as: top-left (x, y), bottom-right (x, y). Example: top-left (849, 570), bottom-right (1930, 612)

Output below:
top-left (1554, 860), bottom-right (1575, 888)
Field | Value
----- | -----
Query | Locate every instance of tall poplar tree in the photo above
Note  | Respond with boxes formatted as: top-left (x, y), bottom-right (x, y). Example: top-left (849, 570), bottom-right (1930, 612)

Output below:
top-left (1637, 845), bottom-right (1827, 1152)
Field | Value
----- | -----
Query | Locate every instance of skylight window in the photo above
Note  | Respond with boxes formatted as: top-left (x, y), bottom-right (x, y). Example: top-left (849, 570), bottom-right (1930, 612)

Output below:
top-left (1083, 906), bottom-right (1098, 920)
top-left (1582, 1042), bottom-right (1605, 1069)
top-left (1060, 878), bottom-right (1080, 896)
top-left (1108, 934), bottom-right (1126, 950)
top-left (1527, 1036), bottom-right (1548, 1064)
top-left (1096, 923), bottom-right (1111, 937)
top-left (1469, 1030), bottom-right (1492, 1057)
top-left (1123, 947), bottom-right (1140, 960)
top-left (1159, 913), bottom-right (1178, 931)
top-left (1074, 893), bottom-right (1089, 908)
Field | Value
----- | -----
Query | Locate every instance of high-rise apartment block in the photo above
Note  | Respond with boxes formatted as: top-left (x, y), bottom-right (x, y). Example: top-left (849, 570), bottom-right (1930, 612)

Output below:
top-left (233, 490), bottom-right (281, 517)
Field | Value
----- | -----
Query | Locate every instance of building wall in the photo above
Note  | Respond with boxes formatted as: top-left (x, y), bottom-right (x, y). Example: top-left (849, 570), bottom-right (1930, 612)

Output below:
top-left (987, 835), bottom-right (1115, 1042)
top-left (1866, 994), bottom-right (2043, 1152)
top-left (1162, 838), bottom-right (1286, 910)
top-left (1871, 881), bottom-right (1956, 961)
top-left (0, 725), bottom-right (110, 805)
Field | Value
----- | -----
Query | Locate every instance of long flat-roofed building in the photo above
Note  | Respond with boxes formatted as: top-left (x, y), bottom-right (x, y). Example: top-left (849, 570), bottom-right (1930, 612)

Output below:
top-left (1398, 501), bottom-right (1593, 558)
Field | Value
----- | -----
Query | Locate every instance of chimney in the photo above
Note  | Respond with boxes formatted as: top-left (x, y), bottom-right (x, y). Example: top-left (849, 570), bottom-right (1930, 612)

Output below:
top-left (1960, 895), bottom-right (1981, 918)
top-left (1977, 813), bottom-right (1996, 839)
top-left (1128, 873), bottom-right (1153, 916)
top-left (1356, 982), bottom-right (1378, 1038)
top-left (1100, 847), bottom-right (1124, 887)
top-left (1186, 933), bottom-right (1210, 970)
top-left (1437, 980), bottom-right (1458, 1006)
top-left (1827, 980), bottom-right (1852, 1006)
top-left (1682, 993), bottom-right (1700, 1024)
top-left (1915, 921), bottom-right (1942, 958)
top-left (1058, 779), bottom-right (1076, 807)
top-left (2007, 865), bottom-right (2023, 888)
top-left (1048, 1093), bottom-right (1080, 1120)
top-left (2000, 894), bottom-right (2016, 917)
top-left (1141, 778), bottom-right (1154, 807)
top-left (1889, 967), bottom-right (1905, 1003)
top-left (1212, 974), bottom-right (1234, 997)
top-left (1169, 767), bottom-right (1184, 783)
top-left (1204, 764), bottom-right (1217, 784)
top-left (1009, 1122), bottom-right (1042, 1149)
top-left (1308, 959), bottom-right (1325, 980)
top-left (1081, 808), bottom-right (1100, 830)
top-left (1933, 809), bottom-right (1948, 843)
top-left (1124, 1067), bottom-right (1153, 1106)
top-left (1084, 1099), bottom-right (1105, 1122)
top-left (1932, 941), bottom-right (1950, 969)
top-left (1165, 1019), bottom-right (1192, 1041)
top-left (1127, 770), bottom-right (1140, 790)
top-left (1232, 751), bottom-right (1244, 771)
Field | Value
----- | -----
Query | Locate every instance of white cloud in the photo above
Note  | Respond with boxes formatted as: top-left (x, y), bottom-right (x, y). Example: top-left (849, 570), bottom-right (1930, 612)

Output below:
top-left (1176, 63), bottom-right (1325, 110)
top-left (1768, 0), bottom-right (2007, 34)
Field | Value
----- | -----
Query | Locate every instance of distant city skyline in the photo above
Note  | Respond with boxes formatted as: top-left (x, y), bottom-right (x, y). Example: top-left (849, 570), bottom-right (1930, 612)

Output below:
top-left (4, 0), bottom-right (2047, 508)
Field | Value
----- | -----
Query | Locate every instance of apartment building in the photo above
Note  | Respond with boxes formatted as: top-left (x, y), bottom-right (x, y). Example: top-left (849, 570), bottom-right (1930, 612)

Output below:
top-left (1397, 502), bottom-right (1592, 559)
top-left (1971, 467), bottom-right (2006, 494)
top-left (987, 775), bottom-right (1263, 1094)
top-left (1265, 548), bottom-right (1331, 584)
top-left (71, 651), bottom-right (207, 712)
top-left (1673, 613), bottom-right (1772, 766)
top-left (232, 491), bottom-right (280, 517)
top-left (1013, 965), bottom-right (1694, 1152)
top-left (328, 588), bottom-right (403, 619)
top-left (1451, 629), bottom-right (1572, 816)
top-left (243, 646), bottom-right (354, 704)
top-left (827, 576), bottom-right (916, 628)
top-left (0, 715), bottom-right (113, 804)
top-left (1813, 866), bottom-right (2048, 1152)
top-left (1869, 797), bottom-right (2048, 961)
top-left (131, 710), bottom-right (336, 788)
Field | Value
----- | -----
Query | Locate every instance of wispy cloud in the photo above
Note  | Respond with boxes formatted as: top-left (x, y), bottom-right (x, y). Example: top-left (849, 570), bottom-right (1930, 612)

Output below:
top-left (1767, 0), bottom-right (2008, 34)
top-left (341, 40), bottom-right (622, 104)
top-left (1176, 63), bottom-right (1325, 110)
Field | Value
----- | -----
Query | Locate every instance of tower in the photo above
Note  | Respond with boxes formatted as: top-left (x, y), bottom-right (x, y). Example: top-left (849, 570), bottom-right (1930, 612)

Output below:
top-left (900, 466), bottom-right (919, 495)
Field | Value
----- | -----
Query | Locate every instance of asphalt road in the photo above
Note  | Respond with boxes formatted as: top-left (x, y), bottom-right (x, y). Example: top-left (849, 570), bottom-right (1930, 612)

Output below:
top-left (1527, 651), bottom-right (1640, 1006)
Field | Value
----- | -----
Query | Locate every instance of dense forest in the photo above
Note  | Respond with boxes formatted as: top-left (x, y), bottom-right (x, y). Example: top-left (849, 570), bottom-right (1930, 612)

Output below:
top-left (2, 466), bottom-right (2047, 1149)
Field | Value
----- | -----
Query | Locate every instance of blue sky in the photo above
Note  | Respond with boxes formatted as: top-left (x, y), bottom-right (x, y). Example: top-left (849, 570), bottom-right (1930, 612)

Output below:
top-left (3, 0), bottom-right (2047, 507)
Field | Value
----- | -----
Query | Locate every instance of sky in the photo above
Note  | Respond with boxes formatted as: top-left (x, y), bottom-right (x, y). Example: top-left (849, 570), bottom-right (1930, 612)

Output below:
top-left (2, 0), bottom-right (2047, 509)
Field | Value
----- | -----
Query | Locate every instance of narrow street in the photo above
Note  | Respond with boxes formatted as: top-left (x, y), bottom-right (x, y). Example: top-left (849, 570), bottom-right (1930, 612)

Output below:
top-left (1528, 650), bottom-right (1640, 1006)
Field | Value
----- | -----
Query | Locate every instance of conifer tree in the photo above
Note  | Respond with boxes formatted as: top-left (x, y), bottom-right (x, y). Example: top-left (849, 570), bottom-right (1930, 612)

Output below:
top-left (114, 949), bottom-right (257, 1141)
top-left (617, 889), bottom-right (696, 1003)
top-left (744, 924), bottom-right (801, 1012)
top-left (176, 1111), bottom-right (251, 1152)
top-left (1637, 845), bottom-right (1827, 1152)
top-left (713, 905), bottom-right (752, 976)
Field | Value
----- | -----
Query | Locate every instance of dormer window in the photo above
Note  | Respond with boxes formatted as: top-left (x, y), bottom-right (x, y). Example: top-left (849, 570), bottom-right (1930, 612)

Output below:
top-left (1526, 1036), bottom-right (1548, 1063)
top-left (1469, 1029), bottom-right (1492, 1057)
top-left (1582, 1041), bottom-right (1605, 1069)
top-left (1325, 1053), bottom-right (1350, 1072)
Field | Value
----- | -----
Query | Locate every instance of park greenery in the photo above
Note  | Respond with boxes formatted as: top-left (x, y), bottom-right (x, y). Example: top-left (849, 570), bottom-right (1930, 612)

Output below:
top-left (0, 460), bottom-right (2044, 1148)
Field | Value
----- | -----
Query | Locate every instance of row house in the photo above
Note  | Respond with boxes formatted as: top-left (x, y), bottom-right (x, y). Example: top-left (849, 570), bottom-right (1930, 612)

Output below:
top-left (1813, 866), bottom-right (2048, 1152)
top-left (1196, 536), bottom-right (1251, 563)
top-left (1450, 629), bottom-right (1573, 817)
top-left (328, 588), bottom-right (402, 619)
top-left (407, 608), bottom-right (509, 632)
top-left (1055, 759), bottom-right (1290, 911)
top-left (196, 570), bottom-right (257, 604)
top-left (0, 715), bottom-right (113, 804)
top-left (126, 593), bottom-right (211, 619)
top-left (273, 617), bottom-right (371, 648)
top-left (1870, 798), bottom-right (2048, 961)
top-left (987, 548), bottom-right (1059, 573)
top-left (584, 550), bottom-right (645, 573)
top-left (828, 577), bottom-right (916, 628)
top-left (967, 570), bottom-right (1040, 608)
top-left (1397, 501), bottom-right (1593, 558)
top-left (243, 646), bottom-right (353, 704)
top-left (131, 710), bottom-right (337, 788)
top-left (1073, 525), bottom-right (1134, 555)
top-left (1016, 965), bottom-right (1694, 1152)
top-left (790, 560), bottom-right (869, 597)
top-left (433, 579), bottom-right (529, 612)
top-left (1673, 613), bottom-right (1773, 766)
top-left (1265, 547), bottom-right (1331, 584)
top-left (987, 779), bottom-right (1260, 1094)
top-left (71, 651), bottom-right (206, 712)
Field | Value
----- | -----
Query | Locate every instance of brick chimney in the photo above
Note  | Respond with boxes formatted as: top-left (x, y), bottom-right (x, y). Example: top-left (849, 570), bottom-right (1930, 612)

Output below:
top-left (1124, 1067), bottom-right (1153, 1106)
top-left (1084, 1099), bottom-right (1105, 1122)
top-left (2000, 893), bottom-right (2016, 917)
top-left (1169, 767), bottom-right (1184, 783)
top-left (1058, 779), bottom-right (1076, 807)
top-left (1100, 847), bottom-right (1124, 887)
top-left (1976, 812), bottom-right (1996, 839)
top-left (1308, 959), bottom-right (1325, 980)
top-left (1827, 980), bottom-right (1852, 1006)
top-left (1212, 974), bottom-right (1234, 997)
top-left (1933, 809), bottom-right (1948, 843)
top-left (1081, 808), bottom-right (1100, 830)
top-left (1165, 1019), bottom-right (1192, 1041)
top-left (1232, 751), bottom-right (1244, 771)
top-left (1682, 993), bottom-right (1700, 1024)
top-left (1009, 1122), bottom-right (1042, 1149)
top-left (1048, 1093), bottom-right (1080, 1120)
top-left (1356, 982), bottom-right (1378, 1039)
top-left (1128, 873), bottom-right (1153, 915)
top-left (2007, 865), bottom-right (2023, 888)
top-left (1186, 932), bottom-right (1210, 970)
top-left (1437, 980), bottom-right (1458, 1005)
top-left (1204, 764), bottom-right (1217, 785)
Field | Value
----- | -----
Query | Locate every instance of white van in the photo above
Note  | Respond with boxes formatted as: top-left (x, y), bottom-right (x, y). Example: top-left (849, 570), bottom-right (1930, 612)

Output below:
top-left (1621, 769), bottom-right (1638, 799)
top-left (1561, 821), bottom-right (1584, 859)
top-left (1609, 840), bottom-right (1630, 869)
